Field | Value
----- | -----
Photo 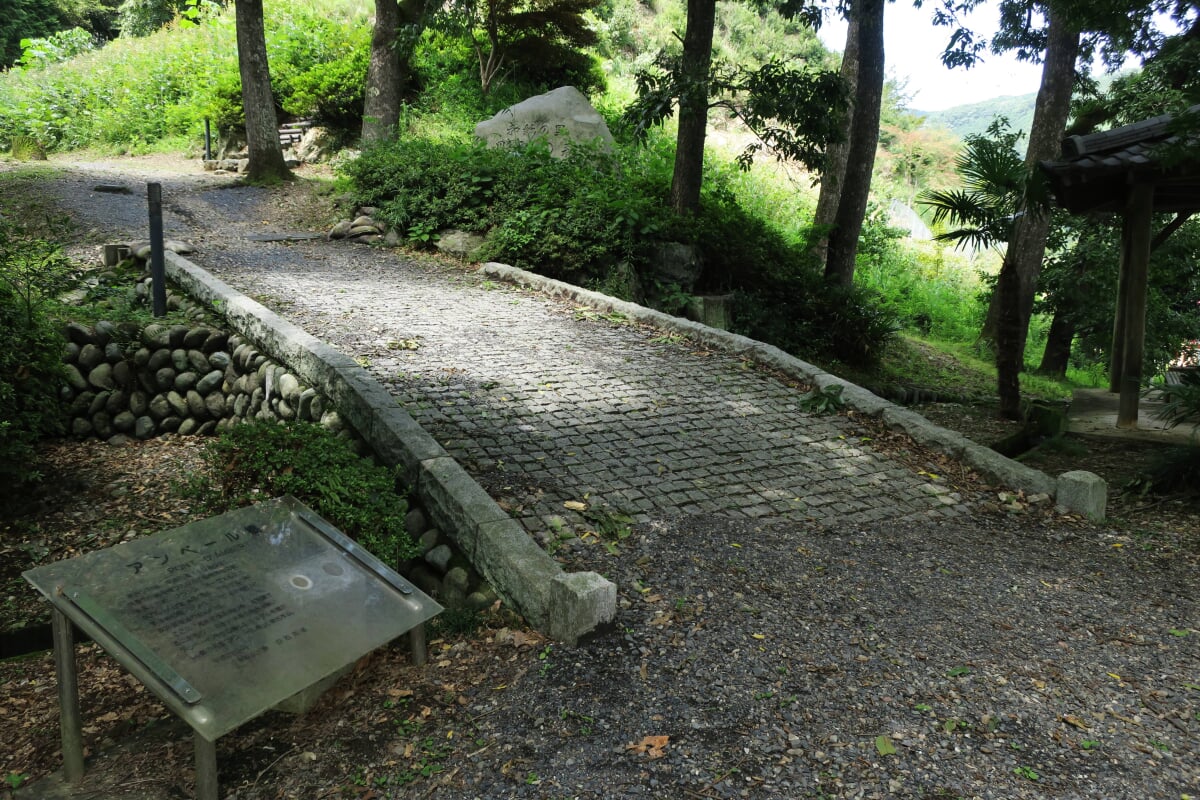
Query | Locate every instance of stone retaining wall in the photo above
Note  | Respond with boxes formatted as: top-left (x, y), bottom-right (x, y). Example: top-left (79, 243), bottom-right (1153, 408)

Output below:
top-left (60, 320), bottom-right (341, 440)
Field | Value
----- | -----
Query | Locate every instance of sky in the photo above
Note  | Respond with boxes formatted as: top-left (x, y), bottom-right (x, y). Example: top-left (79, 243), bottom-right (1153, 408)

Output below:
top-left (816, 2), bottom-right (1047, 112)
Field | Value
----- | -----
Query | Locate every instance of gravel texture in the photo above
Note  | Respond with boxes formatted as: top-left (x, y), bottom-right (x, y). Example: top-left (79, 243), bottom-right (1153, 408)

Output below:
top-left (2, 156), bottom-right (1196, 800)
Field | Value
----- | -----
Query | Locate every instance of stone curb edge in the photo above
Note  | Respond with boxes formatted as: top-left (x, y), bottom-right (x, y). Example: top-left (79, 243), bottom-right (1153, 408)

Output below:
top-left (480, 262), bottom-right (1108, 521)
top-left (163, 251), bottom-right (617, 643)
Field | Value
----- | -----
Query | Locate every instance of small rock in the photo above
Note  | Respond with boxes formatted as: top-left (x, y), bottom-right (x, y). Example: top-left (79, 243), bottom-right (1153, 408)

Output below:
top-left (63, 364), bottom-right (89, 391)
top-left (406, 508), bottom-right (429, 537)
top-left (425, 544), bottom-right (453, 572)
top-left (147, 348), bottom-right (173, 371)
top-left (174, 371), bottom-right (199, 393)
top-left (77, 343), bottom-right (105, 370)
top-left (196, 370), bottom-right (224, 396)
top-left (111, 360), bottom-right (133, 389)
top-left (88, 363), bottom-right (116, 391)
top-left (64, 322), bottom-right (94, 346)
top-left (186, 390), bottom-right (208, 418)
top-left (188, 349), bottom-right (210, 373)
top-left (134, 417), bottom-right (156, 441)
top-left (113, 411), bottom-right (136, 433)
top-left (129, 391), bottom-right (149, 416)
top-left (155, 367), bottom-right (176, 392)
top-left (205, 392), bottom-right (226, 419)
top-left (182, 327), bottom-right (210, 350)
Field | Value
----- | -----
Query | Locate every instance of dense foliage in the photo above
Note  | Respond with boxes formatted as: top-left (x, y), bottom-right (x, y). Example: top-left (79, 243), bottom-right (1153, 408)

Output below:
top-left (0, 221), bottom-right (70, 497)
top-left (1040, 216), bottom-right (1200, 376)
top-left (0, 0), bottom-right (120, 68)
top-left (0, 0), bottom-right (371, 152)
top-left (179, 421), bottom-right (417, 567)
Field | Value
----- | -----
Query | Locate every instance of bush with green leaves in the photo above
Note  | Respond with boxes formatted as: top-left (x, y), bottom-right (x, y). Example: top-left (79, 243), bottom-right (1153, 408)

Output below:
top-left (0, 223), bottom-right (71, 497)
top-left (179, 421), bottom-right (417, 567)
top-left (345, 136), bottom-right (676, 284)
top-left (16, 27), bottom-right (98, 68)
top-left (0, 0), bottom-right (370, 152)
top-left (731, 270), bottom-right (899, 366)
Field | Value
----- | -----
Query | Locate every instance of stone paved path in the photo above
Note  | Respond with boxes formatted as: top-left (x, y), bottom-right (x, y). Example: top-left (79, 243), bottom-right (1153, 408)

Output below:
top-left (173, 201), bottom-right (973, 546)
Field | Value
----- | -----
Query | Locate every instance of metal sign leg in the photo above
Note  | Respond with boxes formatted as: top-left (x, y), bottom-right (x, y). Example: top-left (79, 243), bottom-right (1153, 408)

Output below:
top-left (195, 733), bottom-right (219, 800)
top-left (410, 623), bottom-right (427, 666)
top-left (51, 609), bottom-right (85, 782)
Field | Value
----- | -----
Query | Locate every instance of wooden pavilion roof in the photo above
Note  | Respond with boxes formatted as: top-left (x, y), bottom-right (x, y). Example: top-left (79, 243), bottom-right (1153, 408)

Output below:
top-left (1040, 104), bottom-right (1200, 214)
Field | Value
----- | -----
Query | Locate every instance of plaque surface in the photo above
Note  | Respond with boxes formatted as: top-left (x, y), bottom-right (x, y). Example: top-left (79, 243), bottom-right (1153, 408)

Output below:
top-left (24, 495), bottom-right (441, 741)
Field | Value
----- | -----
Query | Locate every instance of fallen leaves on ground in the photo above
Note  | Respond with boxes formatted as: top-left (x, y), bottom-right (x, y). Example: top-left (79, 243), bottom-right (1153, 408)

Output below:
top-left (626, 735), bottom-right (669, 759)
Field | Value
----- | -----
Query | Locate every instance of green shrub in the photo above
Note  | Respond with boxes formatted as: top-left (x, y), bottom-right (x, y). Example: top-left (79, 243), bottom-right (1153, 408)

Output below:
top-left (0, 0), bottom-right (369, 152)
top-left (17, 27), bottom-right (98, 68)
top-left (1129, 443), bottom-right (1200, 498)
top-left (730, 271), bottom-right (899, 366)
top-left (283, 30), bottom-right (370, 130)
top-left (345, 137), bottom-right (671, 284)
top-left (179, 421), bottom-right (417, 567)
top-left (0, 223), bottom-right (71, 496)
top-left (346, 127), bottom-right (896, 364)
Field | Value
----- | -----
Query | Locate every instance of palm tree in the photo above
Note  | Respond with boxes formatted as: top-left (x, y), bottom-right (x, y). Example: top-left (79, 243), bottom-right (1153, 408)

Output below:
top-left (919, 119), bottom-right (1026, 253)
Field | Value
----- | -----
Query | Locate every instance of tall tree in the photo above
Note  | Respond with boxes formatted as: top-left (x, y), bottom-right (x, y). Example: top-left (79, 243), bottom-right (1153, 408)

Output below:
top-left (671, 0), bottom-right (719, 215)
top-left (1037, 16), bottom-right (1200, 374)
top-left (235, 0), bottom-right (289, 182)
top-left (626, 1), bottom-right (841, 219)
top-left (440, 0), bottom-right (601, 97)
top-left (990, 5), bottom-right (1078, 417)
top-left (362, 0), bottom-right (403, 144)
top-left (823, 0), bottom-right (884, 287)
top-left (809, 7), bottom-right (859, 266)
top-left (934, 0), bottom-right (1187, 416)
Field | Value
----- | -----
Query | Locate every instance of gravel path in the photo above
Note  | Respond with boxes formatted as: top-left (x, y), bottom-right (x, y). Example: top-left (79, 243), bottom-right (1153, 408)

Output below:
top-left (22, 158), bottom-right (1200, 799)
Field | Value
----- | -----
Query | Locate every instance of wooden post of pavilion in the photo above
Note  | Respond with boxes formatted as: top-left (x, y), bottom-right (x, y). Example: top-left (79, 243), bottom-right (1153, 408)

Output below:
top-left (1114, 182), bottom-right (1155, 428)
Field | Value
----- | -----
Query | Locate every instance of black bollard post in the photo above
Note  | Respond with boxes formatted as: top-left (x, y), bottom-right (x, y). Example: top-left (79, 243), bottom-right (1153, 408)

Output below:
top-left (148, 182), bottom-right (167, 317)
top-left (204, 118), bottom-right (212, 161)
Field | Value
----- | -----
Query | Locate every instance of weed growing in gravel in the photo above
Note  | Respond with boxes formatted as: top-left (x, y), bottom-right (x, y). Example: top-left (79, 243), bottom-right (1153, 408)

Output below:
top-left (4, 773), bottom-right (29, 790)
top-left (1013, 765), bottom-right (1039, 781)
top-left (538, 645), bottom-right (554, 676)
top-left (797, 384), bottom-right (846, 415)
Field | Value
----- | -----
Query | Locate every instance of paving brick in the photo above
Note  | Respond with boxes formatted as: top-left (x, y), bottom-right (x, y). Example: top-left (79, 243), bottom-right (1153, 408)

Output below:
top-left (201, 247), bottom-right (980, 536)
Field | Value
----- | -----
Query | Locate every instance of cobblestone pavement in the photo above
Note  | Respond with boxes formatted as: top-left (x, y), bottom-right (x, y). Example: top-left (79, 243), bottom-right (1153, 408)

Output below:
top-left (181, 223), bottom-right (975, 547)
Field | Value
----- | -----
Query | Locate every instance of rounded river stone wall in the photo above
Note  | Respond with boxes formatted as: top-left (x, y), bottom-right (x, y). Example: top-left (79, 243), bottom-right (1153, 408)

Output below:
top-left (60, 320), bottom-right (342, 440)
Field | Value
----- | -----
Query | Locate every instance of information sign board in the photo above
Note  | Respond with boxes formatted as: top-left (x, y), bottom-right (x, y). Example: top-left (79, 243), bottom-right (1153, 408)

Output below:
top-left (24, 495), bottom-right (440, 742)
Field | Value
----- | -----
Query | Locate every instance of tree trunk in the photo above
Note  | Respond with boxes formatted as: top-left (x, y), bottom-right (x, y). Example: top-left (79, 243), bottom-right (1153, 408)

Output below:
top-left (823, 0), bottom-right (884, 287)
top-left (1036, 310), bottom-right (1074, 377)
top-left (235, 0), bottom-right (289, 183)
top-left (991, 8), bottom-right (1078, 418)
top-left (363, 0), bottom-right (428, 142)
top-left (669, 0), bottom-right (717, 216)
top-left (809, 9), bottom-right (859, 266)
top-left (362, 0), bottom-right (402, 144)
top-left (980, 9), bottom-right (1079, 345)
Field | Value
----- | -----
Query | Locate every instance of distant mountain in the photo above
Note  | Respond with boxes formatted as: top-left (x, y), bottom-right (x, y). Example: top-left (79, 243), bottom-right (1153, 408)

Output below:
top-left (914, 93), bottom-right (1037, 140)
